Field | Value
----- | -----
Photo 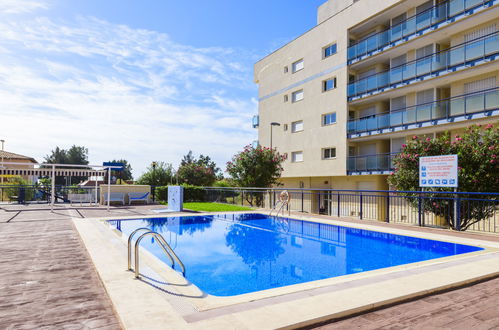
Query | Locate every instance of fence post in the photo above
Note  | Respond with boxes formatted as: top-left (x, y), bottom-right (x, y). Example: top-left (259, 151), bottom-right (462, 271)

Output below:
top-left (418, 193), bottom-right (422, 226)
top-left (359, 192), bottom-right (363, 219)
top-left (337, 192), bottom-right (340, 217)
top-left (317, 191), bottom-right (321, 214)
top-left (386, 193), bottom-right (390, 223)
top-left (455, 191), bottom-right (461, 231)
top-left (301, 190), bottom-right (304, 212)
top-left (241, 190), bottom-right (244, 206)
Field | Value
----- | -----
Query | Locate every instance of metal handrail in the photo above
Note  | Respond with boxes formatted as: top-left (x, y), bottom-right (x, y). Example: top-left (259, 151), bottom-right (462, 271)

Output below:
top-left (269, 200), bottom-right (282, 216)
top-left (127, 227), bottom-right (169, 270)
top-left (275, 201), bottom-right (290, 218)
top-left (133, 231), bottom-right (185, 278)
top-left (269, 199), bottom-right (290, 218)
top-left (151, 233), bottom-right (185, 276)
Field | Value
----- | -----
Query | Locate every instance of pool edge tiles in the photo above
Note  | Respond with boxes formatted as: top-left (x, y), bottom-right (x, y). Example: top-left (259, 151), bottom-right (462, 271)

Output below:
top-left (105, 213), bottom-right (487, 298)
top-left (72, 213), bottom-right (499, 329)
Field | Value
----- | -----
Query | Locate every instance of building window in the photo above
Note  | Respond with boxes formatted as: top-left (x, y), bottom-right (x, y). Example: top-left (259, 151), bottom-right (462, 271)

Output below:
top-left (283, 123), bottom-right (288, 131)
top-left (291, 120), bottom-right (303, 133)
top-left (291, 151), bottom-right (303, 162)
top-left (284, 94), bottom-right (289, 102)
top-left (323, 148), bottom-right (336, 159)
top-left (291, 89), bottom-right (304, 102)
top-left (292, 59), bottom-right (304, 73)
top-left (323, 77), bottom-right (336, 92)
top-left (284, 66), bottom-right (289, 73)
top-left (323, 43), bottom-right (337, 58)
top-left (322, 112), bottom-right (336, 126)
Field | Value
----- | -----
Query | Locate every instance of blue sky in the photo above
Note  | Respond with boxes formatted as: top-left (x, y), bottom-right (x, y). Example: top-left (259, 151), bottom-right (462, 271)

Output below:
top-left (0, 0), bottom-right (325, 177)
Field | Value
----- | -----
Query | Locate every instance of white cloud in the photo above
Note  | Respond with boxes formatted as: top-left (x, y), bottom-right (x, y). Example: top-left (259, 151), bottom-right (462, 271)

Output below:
top-left (0, 0), bottom-right (48, 14)
top-left (0, 8), bottom-right (258, 177)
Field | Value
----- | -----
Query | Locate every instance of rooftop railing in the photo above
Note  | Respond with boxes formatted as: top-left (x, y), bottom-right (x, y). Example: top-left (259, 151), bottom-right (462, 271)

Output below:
top-left (348, 31), bottom-right (499, 99)
top-left (347, 87), bottom-right (499, 135)
top-left (347, 0), bottom-right (493, 63)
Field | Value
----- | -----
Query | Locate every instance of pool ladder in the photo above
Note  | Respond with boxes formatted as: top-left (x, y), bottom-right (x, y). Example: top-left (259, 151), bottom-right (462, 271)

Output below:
top-left (269, 200), bottom-right (290, 218)
top-left (127, 228), bottom-right (186, 278)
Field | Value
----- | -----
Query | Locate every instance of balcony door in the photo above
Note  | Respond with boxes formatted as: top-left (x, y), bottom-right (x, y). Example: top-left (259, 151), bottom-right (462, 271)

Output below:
top-left (359, 144), bottom-right (377, 171)
top-left (464, 77), bottom-right (497, 113)
top-left (415, 89), bottom-right (435, 122)
top-left (390, 96), bottom-right (406, 126)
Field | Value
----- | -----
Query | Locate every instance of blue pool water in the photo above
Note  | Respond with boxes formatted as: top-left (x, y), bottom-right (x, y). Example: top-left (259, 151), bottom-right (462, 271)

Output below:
top-left (108, 213), bottom-right (482, 297)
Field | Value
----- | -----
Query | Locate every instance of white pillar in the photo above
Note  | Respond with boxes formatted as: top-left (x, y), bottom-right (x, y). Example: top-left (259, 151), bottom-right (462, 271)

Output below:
top-left (107, 167), bottom-right (111, 212)
top-left (51, 164), bottom-right (55, 212)
top-left (94, 173), bottom-right (98, 207)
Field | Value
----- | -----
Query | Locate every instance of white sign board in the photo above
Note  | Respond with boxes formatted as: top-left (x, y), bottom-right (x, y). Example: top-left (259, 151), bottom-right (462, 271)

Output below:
top-left (419, 155), bottom-right (458, 188)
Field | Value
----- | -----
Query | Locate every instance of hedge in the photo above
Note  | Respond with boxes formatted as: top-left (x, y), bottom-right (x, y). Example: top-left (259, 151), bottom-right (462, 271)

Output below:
top-left (154, 184), bottom-right (206, 202)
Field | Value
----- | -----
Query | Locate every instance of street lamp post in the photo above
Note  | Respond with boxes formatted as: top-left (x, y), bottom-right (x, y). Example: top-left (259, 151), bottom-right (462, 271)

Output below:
top-left (270, 122), bottom-right (281, 149)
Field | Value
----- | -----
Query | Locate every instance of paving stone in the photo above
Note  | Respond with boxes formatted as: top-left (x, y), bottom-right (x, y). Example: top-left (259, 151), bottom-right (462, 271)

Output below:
top-left (315, 277), bottom-right (499, 329)
top-left (0, 211), bottom-right (122, 329)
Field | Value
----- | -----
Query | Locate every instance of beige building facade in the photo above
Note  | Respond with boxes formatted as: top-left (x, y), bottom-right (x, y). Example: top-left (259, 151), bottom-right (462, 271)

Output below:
top-left (254, 0), bottom-right (499, 192)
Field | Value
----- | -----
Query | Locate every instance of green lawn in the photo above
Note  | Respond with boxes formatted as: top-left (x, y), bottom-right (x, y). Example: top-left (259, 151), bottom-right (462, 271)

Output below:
top-left (159, 202), bottom-right (253, 212)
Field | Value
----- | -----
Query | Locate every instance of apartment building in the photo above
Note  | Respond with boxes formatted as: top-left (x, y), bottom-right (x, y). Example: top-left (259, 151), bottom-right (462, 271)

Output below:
top-left (254, 0), bottom-right (499, 195)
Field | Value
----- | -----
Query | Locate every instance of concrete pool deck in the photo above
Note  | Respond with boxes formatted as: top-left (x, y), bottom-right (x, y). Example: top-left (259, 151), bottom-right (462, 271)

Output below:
top-left (1, 204), bottom-right (499, 329)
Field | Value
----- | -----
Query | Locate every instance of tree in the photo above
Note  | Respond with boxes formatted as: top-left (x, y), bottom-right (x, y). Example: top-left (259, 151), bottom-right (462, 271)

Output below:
top-left (177, 163), bottom-right (217, 186)
top-left (136, 162), bottom-right (175, 186)
top-left (177, 151), bottom-right (221, 186)
top-left (226, 144), bottom-right (286, 206)
top-left (388, 124), bottom-right (499, 231)
top-left (44, 145), bottom-right (89, 185)
top-left (106, 159), bottom-right (133, 182)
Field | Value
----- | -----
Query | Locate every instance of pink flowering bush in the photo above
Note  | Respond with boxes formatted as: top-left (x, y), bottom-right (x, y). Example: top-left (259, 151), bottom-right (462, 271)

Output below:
top-left (226, 144), bottom-right (286, 206)
top-left (177, 163), bottom-right (217, 186)
top-left (388, 124), bottom-right (498, 230)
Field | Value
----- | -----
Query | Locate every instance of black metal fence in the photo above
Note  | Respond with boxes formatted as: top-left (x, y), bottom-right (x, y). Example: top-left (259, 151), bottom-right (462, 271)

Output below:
top-left (201, 187), bottom-right (499, 234)
top-left (0, 185), bottom-right (99, 204)
top-left (2, 184), bottom-right (497, 234)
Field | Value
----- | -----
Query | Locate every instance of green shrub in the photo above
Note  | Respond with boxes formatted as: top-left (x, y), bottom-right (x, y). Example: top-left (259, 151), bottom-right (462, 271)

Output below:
top-left (155, 186), bottom-right (168, 202)
top-left (183, 184), bottom-right (205, 202)
top-left (153, 184), bottom-right (206, 202)
top-left (3, 176), bottom-right (35, 202)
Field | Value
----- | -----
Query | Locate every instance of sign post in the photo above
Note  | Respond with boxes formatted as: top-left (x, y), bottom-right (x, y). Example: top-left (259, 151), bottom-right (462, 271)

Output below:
top-left (419, 155), bottom-right (458, 188)
top-left (419, 155), bottom-right (460, 229)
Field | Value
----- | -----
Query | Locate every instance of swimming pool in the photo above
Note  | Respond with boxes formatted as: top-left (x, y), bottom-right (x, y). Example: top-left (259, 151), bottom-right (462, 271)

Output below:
top-left (108, 213), bottom-right (483, 297)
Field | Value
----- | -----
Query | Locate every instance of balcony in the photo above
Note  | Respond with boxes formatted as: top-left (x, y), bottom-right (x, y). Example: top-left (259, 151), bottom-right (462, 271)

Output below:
top-left (348, 31), bottom-right (499, 100)
top-left (348, 87), bottom-right (499, 137)
top-left (347, 153), bottom-right (398, 175)
top-left (347, 0), bottom-right (496, 64)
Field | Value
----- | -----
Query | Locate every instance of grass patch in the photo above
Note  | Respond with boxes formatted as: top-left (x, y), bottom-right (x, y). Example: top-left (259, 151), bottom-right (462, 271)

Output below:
top-left (184, 202), bottom-right (253, 212)
top-left (159, 202), bottom-right (253, 212)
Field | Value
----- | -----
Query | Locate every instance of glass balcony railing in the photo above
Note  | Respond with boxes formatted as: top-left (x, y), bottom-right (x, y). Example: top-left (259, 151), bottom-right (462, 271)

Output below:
top-left (252, 115), bottom-right (259, 128)
top-left (347, 87), bottom-right (499, 134)
top-left (348, 0), bottom-right (492, 62)
top-left (348, 31), bottom-right (499, 99)
top-left (347, 153), bottom-right (398, 172)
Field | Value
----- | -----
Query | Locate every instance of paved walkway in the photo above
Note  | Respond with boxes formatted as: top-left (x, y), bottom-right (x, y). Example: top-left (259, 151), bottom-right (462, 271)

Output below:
top-left (313, 276), bottom-right (499, 329)
top-left (0, 205), bottom-right (140, 329)
top-left (1, 204), bottom-right (498, 329)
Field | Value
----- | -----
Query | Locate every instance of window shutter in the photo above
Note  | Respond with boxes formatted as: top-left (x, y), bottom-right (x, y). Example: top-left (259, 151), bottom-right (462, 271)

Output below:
top-left (464, 77), bottom-right (497, 93)
top-left (464, 24), bottom-right (497, 42)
